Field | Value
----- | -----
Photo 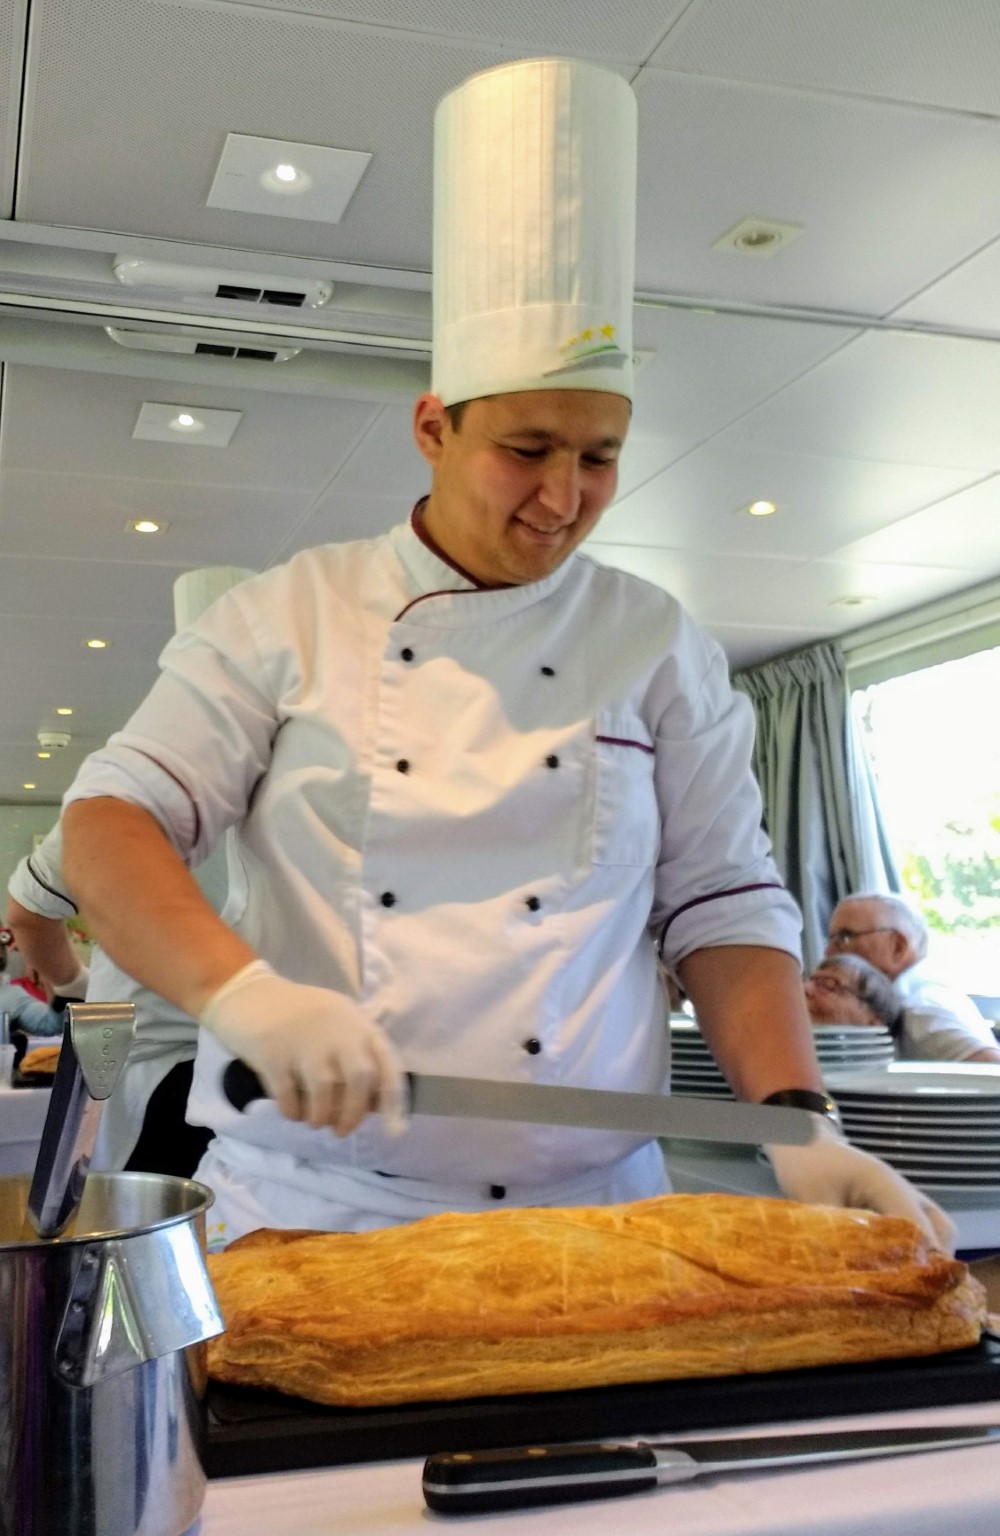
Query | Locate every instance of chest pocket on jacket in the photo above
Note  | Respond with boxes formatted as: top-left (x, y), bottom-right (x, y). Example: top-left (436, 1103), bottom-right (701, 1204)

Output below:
top-left (591, 722), bottom-right (660, 867)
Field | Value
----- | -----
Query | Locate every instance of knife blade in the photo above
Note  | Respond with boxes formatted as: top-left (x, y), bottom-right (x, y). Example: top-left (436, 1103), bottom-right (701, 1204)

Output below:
top-left (422, 1426), bottom-right (1000, 1514)
top-left (221, 1061), bottom-right (818, 1147)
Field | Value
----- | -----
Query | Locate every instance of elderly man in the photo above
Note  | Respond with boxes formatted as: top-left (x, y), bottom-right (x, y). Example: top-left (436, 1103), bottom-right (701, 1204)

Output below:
top-left (57, 60), bottom-right (950, 1250)
top-left (804, 954), bottom-right (903, 1036)
top-left (826, 893), bottom-right (1000, 1064)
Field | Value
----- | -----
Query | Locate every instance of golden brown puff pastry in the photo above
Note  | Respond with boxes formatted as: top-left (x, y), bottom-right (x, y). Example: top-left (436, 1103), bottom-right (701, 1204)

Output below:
top-left (206, 1193), bottom-right (985, 1407)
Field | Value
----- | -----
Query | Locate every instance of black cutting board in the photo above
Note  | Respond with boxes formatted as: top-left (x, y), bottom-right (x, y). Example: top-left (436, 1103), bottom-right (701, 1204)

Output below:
top-left (204, 1335), bottom-right (1000, 1478)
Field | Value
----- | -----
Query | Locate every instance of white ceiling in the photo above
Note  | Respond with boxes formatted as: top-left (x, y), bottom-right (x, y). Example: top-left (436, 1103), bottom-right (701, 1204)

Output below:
top-left (2, 0), bottom-right (1000, 802)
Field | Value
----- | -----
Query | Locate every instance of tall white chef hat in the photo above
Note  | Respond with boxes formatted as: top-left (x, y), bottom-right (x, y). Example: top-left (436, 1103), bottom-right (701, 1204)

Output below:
top-left (432, 57), bottom-right (637, 407)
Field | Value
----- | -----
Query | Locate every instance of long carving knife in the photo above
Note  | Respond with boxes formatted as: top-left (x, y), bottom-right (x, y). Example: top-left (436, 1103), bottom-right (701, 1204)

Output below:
top-left (221, 1061), bottom-right (818, 1147)
top-left (422, 1427), bottom-right (1000, 1514)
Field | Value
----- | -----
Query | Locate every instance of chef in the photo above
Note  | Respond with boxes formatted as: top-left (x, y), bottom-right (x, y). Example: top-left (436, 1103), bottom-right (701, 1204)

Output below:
top-left (60, 59), bottom-right (951, 1250)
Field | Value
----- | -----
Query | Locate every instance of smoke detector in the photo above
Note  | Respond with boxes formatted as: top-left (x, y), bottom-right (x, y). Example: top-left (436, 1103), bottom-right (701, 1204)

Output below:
top-left (105, 327), bottom-right (302, 363)
top-left (37, 731), bottom-right (72, 750)
top-left (113, 258), bottom-right (333, 309)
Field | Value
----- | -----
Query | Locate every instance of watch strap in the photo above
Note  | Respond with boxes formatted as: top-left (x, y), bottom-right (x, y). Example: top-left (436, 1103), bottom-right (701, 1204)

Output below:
top-left (761, 1087), bottom-right (842, 1127)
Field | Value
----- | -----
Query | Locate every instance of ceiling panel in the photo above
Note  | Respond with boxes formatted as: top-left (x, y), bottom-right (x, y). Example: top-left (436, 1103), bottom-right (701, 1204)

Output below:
top-left (0, 606), bottom-right (172, 797)
top-left (891, 235), bottom-right (1000, 333)
top-left (0, 365), bottom-right (379, 488)
top-left (830, 474), bottom-right (1000, 570)
top-left (0, 1), bottom-right (27, 218)
top-left (19, 2), bottom-right (518, 263)
top-left (628, 307), bottom-right (856, 444)
top-left (722, 331), bottom-right (1000, 471)
top-left (277, 491), bottom-right (415, 560)
top-left (653, 0), bottom-right (1000, 116)
top-left (0, 468), bottom-right (310, 567)
top-left (0, 552), bottom-right (187, 626)
top-left (604, 444), bottom-right (981, 558)
top-left (244, 0), bottom-right (684, 58)
top-left (633, 70), bottom-right (1000, 313)
top-left (749, 557), bottom-right (977, 632)
top-left (324, 404), bottom-right (429, 498)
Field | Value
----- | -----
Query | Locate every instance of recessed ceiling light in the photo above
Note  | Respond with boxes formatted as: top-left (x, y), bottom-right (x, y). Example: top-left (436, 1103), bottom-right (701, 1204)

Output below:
top-left (830, 594), bottom-right (876, 608)
top-left (712, 217), bottom-right (804, 259)
top-left (130, 519), bottom-right (166, 534)
top-left (745, 500), bottom-right (777, 517)
top-left (207, 133), bottom-right (371, 223)
top-left (22, 783), bottom-right (36, 790)
top-left (133, 403), bottom-right (242, 448)
top-left (84, 638), bottom-right (109, 649)
top-left (37, 752), bottom-right (51, 760)
top-left (55, 707), bottom-right (73, 716)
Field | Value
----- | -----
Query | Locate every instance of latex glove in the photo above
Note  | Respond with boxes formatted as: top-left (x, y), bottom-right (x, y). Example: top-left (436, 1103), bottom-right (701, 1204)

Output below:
top-left (766, 1116), bottom-right (956, 1255)
top-left (199, 960), bottom-right (407, 1137)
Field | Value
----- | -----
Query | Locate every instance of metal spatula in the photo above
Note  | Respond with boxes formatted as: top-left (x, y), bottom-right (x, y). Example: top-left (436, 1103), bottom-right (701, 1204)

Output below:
top-left (26, 1001), bottom-right (136, 1238)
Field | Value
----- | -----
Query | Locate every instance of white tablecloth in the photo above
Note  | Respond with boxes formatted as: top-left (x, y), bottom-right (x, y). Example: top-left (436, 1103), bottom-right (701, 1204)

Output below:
top-left (194, 1400), bottom-right (1000, 1536)
top-left (0, 1078), bottom-right (51, 1173)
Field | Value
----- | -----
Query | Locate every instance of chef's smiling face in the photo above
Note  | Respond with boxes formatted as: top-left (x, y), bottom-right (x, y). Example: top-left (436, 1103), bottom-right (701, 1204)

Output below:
top-left (413, 389), bottom-right (630, 586)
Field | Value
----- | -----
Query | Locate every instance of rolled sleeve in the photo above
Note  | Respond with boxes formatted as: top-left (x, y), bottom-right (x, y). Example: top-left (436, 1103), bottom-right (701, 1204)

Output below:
top-left (63, 584), bottom-right (280, 865)
top-left (649, 626), bottom-right (802, 969)
top-left (7, 824), bottom-right (77, 919)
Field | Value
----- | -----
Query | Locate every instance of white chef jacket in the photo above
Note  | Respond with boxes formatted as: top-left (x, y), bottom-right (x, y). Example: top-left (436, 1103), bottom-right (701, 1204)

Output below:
top-left (894, 960), bottom-right (998, 1062)
top-left (6, 823), bottom-right (200, 1167)
top-left (62, 511), bottom-right (801, 1232)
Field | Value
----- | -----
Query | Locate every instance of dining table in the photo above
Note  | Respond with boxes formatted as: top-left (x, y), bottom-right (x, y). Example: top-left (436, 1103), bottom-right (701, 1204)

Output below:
top-left (193, 1397), bottom-right (1000, 1535)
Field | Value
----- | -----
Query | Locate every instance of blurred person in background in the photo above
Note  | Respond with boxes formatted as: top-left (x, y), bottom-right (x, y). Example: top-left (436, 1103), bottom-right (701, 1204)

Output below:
top-left (826, 893), bottom-right (1000, 1064)
top-left (0, 930), bottom-right (65, 1036)
top-left (6, 824), bottom-right (211, 1177)
top-left (804, 953), bottom-right (903, 1036)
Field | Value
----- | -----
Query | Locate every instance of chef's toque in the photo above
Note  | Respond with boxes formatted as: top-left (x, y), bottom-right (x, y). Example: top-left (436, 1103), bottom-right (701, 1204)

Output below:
top-left (432, 57), bottom-right (637, 407)
top-left (172, 566), bottom-right (257, 631)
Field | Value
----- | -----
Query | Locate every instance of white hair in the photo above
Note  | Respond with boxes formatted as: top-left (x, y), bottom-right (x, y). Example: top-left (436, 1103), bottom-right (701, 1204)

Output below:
top-left (841, 891), bottom-right (928, 960)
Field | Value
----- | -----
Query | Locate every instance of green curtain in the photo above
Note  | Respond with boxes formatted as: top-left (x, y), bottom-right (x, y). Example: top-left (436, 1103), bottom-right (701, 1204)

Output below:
top-left (732, 640), bottom-right (899, 968)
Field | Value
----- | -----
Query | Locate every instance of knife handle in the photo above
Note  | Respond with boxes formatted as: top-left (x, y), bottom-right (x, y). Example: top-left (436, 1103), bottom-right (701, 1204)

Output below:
top-left (222, 1060), bottom-right (418, 1113)
top-left (421, 1442), bottom-right (659, 1515)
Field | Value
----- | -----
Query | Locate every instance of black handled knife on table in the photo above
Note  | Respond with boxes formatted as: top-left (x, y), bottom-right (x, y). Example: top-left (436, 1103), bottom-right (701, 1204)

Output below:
top-left (221, 1061), bottom-right (818, 1147)
top-left (421, 1427), bottom-right (1000, 1514)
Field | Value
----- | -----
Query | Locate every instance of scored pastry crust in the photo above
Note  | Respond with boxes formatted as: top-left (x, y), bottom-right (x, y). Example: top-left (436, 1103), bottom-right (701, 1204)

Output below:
top-left (206, 1193), bottom-right (986, 1407)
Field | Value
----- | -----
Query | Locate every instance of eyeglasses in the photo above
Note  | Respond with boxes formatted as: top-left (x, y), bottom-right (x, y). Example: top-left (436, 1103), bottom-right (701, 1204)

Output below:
top-left (827, 927), bottom-right (896, 950)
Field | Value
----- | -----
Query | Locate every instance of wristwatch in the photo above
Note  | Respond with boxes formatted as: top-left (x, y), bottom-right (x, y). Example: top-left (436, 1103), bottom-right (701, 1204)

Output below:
top-left (761, 1087), bottom-right (842, 1129)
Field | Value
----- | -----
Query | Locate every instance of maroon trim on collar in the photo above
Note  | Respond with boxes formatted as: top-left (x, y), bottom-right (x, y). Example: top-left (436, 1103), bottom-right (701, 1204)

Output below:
top-left (411, 501), bottom-right (489, 589)
top-left (26, 856), bottom-right (78, 915)
top-left (120, 747), bottom-right (202, 851)
top-left (410, 500), bottom-right (515, 594)
top-left (595, 735), bottom-right (655, 755)
top-left (657, 882), bottom-right (785, 954)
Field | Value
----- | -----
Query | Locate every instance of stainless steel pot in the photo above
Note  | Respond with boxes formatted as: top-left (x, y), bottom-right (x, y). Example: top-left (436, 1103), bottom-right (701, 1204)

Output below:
top-left (0, 1171), bottom-right (223, 1536)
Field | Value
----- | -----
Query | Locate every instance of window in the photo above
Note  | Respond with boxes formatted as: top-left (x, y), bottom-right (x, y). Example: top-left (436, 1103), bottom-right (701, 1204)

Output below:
top-left (852, 647), bottom-right (1000, 996)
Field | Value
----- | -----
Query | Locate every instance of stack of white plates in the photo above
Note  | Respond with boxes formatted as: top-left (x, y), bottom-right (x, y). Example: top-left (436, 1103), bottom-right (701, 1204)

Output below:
top-left (824, 1062), bottom-right (1000, 1190)
top-left (810, 1024), bottom-right (895, 1069)
top-left (670, 1019), bottom-right (895, 1100)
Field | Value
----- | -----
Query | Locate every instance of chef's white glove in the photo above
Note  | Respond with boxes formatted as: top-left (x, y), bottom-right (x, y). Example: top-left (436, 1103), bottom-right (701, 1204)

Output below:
top-left (53, 964), bottom-right (89, 1001)
top-left (766, 1116), bottom-right (956, 1255)
top-left (199, 960), bottom-right (407, 1137)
